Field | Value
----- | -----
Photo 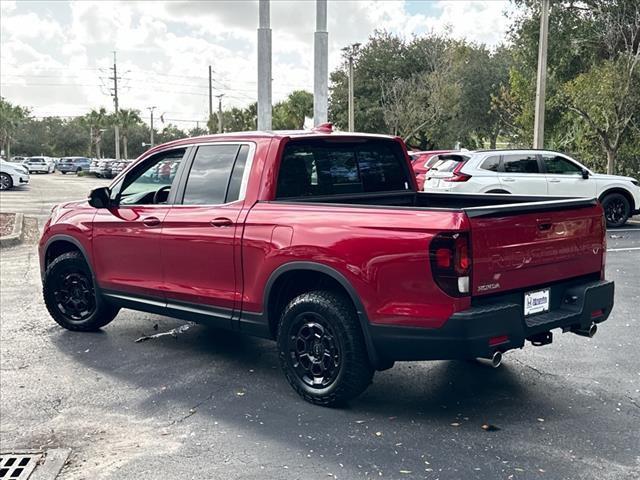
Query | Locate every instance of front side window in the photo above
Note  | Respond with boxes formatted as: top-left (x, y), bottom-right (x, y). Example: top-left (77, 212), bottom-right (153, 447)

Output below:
top-left (182, 144), bottom-right (240, 205)
top-left (276, 140), bottom-right (409, 199)
top-left (117, 149), bottom-right (185, 205)
top-left (542, 154), bottom-right (582, 174)
top-left (502, 154), bottom-right (539, 174)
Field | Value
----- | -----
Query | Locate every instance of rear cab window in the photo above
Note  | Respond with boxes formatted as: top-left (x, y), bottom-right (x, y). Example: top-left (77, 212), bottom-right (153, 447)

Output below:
top-left (275, 139), bottom-right (411, 199)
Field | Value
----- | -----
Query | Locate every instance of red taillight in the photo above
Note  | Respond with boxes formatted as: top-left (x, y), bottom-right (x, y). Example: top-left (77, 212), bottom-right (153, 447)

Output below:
top-left (443, 162), bottom-right (471, 182)
top-left (430, 232), bottom-right (472, 297)
top-left (435, 248), bottom-right (451, 268)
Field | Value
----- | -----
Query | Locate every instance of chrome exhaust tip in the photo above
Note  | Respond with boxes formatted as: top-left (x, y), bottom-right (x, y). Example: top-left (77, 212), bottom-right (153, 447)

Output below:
top-left (572, 323), bottom-right (597, 338)
top-left (491, 351), bottom-right (503, 368)
top-left (476, 351), bottom-right (503, 368)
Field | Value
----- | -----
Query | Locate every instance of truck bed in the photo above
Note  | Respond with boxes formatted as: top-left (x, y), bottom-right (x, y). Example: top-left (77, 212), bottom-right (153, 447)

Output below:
top-left (274, 190), bottom-right (598, 217)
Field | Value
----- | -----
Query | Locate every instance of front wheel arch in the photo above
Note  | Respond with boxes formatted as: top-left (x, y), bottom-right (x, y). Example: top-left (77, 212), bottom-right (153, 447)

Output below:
top-left (42, 235), bottom-right (95, 283)
top-left (598, 188), bottom-right (635, 212)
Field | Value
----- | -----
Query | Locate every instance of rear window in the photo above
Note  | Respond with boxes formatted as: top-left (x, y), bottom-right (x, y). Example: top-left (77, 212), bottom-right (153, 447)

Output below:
top-left (276, 140), bottom-right (410, 199)
top-left (430, 154), bottom-right (469, 173)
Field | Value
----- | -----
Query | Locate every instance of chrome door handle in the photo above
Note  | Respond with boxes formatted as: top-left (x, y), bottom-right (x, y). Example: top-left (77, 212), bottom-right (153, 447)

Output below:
top-left (502, 177), bottom-right (516, 182)
top-left (142, 216), bottom-right (161, 227)
top-left (210, 217), bottom-right (233, 227)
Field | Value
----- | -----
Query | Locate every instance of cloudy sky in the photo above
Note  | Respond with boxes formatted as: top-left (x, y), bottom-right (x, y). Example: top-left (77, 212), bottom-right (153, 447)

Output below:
top-left (1, 0), bottom-right (514, 130)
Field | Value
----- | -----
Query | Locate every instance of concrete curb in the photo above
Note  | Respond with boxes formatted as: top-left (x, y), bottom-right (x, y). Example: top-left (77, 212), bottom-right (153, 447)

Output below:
top-left (0, 212), bottom-right (25, 248)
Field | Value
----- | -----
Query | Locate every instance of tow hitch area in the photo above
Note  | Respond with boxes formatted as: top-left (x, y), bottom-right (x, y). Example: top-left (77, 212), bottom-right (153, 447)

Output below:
top-left (528, 331), bottom-right (553, 346)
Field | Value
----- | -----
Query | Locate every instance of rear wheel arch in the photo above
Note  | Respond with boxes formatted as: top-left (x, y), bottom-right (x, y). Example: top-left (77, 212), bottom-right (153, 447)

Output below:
top-left (263, 262), bottom-right (386, 370)
top-left (486, 189), bottom-right (510, 194)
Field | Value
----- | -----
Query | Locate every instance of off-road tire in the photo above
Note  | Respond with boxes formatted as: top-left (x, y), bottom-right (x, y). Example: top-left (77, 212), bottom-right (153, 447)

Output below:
top-left (277, 290), bottom-right (374, 407)
top-left (43, 251), bottom-right (119, 331)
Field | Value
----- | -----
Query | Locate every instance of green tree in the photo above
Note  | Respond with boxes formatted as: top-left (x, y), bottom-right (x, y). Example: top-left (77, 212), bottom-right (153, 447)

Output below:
top-left (83, 108), bottom-right (109, 158)
top-left (117, 109), bottom-right (142, 159)
top-left (0, 97), bottom-right (29, 158)
top-left (563, 58), bottom-right (640, 174)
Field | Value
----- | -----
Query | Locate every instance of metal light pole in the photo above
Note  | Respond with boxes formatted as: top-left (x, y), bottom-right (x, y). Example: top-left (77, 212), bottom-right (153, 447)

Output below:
top-left (342, 43), bottom-right (360, 132)
top-left (533, 0), bottom-right (550, 149)
top-left (216, 94), bottom-right (224, 133)
top-left (208, 65), bottom-right (214, 133)
top-left (147, 106), bottom-right (156, 147)
top-left (111, 51), bottom-right (121, 160)
top-left (257, 0), bottom-right (272, 130)
top-left (313, 0), bottom-right (328, 126)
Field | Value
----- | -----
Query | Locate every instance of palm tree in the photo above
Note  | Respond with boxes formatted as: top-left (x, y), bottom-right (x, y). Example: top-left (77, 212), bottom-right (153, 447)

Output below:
top-left (117, 109), bottom-right (142, 159)
top-left (83, 108), bottom-right (108, 158)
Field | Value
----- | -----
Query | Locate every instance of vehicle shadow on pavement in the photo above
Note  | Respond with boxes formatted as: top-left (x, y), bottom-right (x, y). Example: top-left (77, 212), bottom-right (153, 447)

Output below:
top-left (49, 314), bottom-right (546, 421)
top-left (46, 313), bottom-right (639, 479)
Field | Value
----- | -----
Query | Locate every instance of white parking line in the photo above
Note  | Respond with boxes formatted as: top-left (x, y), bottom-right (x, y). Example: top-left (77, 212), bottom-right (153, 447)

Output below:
top-left (607, 247), bottom-right (640, 252)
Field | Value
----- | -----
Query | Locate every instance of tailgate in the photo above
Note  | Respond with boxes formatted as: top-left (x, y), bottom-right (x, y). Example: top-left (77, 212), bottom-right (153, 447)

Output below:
top-left (469, 203), bottom-right (604, 296)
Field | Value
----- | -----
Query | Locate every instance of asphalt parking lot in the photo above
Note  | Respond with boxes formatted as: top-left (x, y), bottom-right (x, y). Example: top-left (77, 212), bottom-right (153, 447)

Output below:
top-left (1, 174), bottom-right (639, 480)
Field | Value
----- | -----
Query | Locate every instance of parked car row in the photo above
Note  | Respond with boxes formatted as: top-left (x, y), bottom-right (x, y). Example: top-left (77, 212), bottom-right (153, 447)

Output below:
top-left (413, 148), bottom-right (640, 227)
top-left (90, 159), bottom-right (134, 178)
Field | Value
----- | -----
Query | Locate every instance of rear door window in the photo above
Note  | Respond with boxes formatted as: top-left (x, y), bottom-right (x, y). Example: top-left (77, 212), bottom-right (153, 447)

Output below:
top-left (182, 144), bottom-right (240, 205)
top-left (502, 154), bottom-right (540, 173)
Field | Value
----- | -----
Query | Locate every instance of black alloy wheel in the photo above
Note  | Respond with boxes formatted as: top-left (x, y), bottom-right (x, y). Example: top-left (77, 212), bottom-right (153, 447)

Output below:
top-left (288, 313), bottom-right (342, 389)
top-left (602, 193), bottom-right (630, 228)
top-left (52, 270), bottom-right (96, 321)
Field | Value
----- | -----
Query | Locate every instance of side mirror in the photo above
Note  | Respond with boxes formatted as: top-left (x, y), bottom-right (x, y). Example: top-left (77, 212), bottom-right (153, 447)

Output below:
top-left (88, 186), bottom-right (111, 208)
top-left (581, 168), bottom-right (590, 180)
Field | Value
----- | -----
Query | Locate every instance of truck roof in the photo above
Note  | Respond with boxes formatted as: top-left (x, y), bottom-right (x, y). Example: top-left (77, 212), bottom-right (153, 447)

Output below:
top-left (142, 129), bottom-right (401, 158)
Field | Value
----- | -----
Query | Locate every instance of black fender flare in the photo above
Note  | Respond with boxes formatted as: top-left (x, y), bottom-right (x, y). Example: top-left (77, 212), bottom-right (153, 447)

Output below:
top-left (41, 234), bottom-right (95, 283)
top-left (263, 261), bottom-right (389, 370)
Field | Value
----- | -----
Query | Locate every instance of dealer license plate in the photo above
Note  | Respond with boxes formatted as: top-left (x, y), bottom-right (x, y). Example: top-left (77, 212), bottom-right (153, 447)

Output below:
top-left (524, 288), bottom-right (550, 316)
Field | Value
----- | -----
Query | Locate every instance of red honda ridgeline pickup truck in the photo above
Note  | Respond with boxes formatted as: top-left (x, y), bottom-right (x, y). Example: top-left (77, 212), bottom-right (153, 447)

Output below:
top-left (39, 127), bottom-right (614, 406)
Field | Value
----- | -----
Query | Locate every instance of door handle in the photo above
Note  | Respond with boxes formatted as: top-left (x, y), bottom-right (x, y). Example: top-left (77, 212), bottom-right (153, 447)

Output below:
top-left (502, 177), bottom-right (515, 182)
top-left (210, 217), bottom-right (233, 227)
top-left (537, 218), bottom-right (552, 231)
top-left (142, 216), bottom-right (161, 227)
top-left (548, 179), bottom-right (561, 183)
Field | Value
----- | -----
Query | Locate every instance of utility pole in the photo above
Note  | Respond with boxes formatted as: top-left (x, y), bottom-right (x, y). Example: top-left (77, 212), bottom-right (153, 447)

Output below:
top-left (208, 65), bottom-right (214, 133)
top-left (257, 0), bottom-right (272, 130)
top-left (216, 94), bottom-right (224, 133)
top-left (147, 106), bottom-right (156, 147)
top-left (533, 0), bottom-right (550, 149)
top-left (110, 51), bottom-right (121, 160)
top-left (342, 43), bottom-right (360, 132)
top-left (313, 0), bottom-right (328, 126)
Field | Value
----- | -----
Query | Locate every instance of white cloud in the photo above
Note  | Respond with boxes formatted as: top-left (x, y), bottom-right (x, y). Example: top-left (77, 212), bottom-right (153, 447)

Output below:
top-left (0, 0), bottom-right (513, 129)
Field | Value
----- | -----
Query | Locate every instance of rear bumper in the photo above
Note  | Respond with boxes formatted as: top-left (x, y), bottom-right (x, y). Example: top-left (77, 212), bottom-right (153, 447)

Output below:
top-left (370, 279), bottom-right (614, 362)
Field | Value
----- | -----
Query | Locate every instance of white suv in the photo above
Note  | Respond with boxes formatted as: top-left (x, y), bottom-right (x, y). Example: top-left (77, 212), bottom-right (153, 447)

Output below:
top-left (0, 159), bottom-right (30, 190)
top-left (423, 150), bottom-right (640, 227)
